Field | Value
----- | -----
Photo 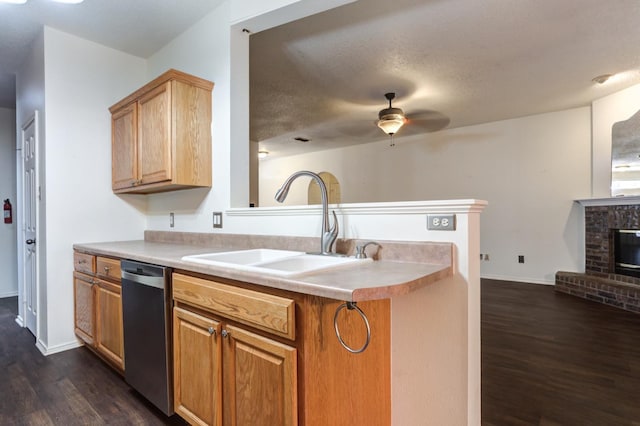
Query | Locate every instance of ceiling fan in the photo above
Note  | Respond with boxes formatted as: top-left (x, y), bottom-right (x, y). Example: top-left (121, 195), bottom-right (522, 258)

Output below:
top-left (376, 92), bottom-right (449, 146)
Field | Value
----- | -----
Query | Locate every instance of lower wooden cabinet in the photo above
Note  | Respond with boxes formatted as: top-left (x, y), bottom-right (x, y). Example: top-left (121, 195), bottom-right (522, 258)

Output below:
top-left (73, 252), bottom-right (124, 373)
top-left (222, 324), bottom-right (297, 426)
top-left (173, 306), bottom-right (222, 426)
top-left (172, 271), bottom-right (391, 426)
top-left (73, 259), bottom-right (390, 425)
top-left (73, 271), bottom-right (95, 345)
top-left (173, 306), bottom-right (297, 426)
top-left (95, 278), bottom-right (124, 370)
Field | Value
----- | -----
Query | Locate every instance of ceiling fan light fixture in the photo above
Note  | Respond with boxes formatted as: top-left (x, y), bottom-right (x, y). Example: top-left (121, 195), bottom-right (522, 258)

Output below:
top-left (377, 92), bottom-right (407, 139)
top-left (377, 113), bottom-right (406, 135)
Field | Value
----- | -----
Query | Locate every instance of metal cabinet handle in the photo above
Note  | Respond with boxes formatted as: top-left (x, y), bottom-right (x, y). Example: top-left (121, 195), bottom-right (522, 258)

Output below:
top-left (104, 266), bottom-right (110, 273)
top-left (208, 327), bottom-right (216, 336)
top-left (221, 329), bottom-right (230, 338)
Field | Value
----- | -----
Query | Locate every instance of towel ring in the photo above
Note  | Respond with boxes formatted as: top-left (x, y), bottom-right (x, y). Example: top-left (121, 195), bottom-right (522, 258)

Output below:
top-left (333, 301), bottom-right (371, 354)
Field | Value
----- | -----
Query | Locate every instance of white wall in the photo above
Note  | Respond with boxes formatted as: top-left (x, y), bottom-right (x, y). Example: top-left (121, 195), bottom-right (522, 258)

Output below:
top-left (36, 27), bottom-right (148, 352)
top-left (0, 107), bottom-right (17, 298)
top-left (259, 108), bottom-right (592, 284)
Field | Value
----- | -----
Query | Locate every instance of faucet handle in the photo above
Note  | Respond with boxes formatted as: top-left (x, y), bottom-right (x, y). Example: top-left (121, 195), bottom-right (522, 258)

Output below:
top-left (322, 210), bottom-right (339, 254)
top-left (329, 210), bottom-right (338, 235)
top-left (355, 241), bottom-right (381, 259)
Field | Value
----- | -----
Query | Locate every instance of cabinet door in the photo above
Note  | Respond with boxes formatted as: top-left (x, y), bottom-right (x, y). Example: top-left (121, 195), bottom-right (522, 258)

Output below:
top-left (73, 272), bottom-right (95, 345)
top-left (174, 307), bottom-right (222, 426)
top-left (223, 325), bottom-right (297, 426)
top-left (138, 82), bottom-right (172, 185)
top-left (111, 102), bottom-right (138, 190)
top-left (95, 278), bottom-right (124, 370)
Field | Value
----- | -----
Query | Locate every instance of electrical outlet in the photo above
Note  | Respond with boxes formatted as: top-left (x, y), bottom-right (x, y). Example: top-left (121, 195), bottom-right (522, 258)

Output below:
top-left (427, 214), bottom-right (456, 230)
top-left (484, 254), bottom-right (490, 261)
top-left (518, 255), bottom-right (525, 263)
top-left (169, 212), bottom-right (174, 228)
top-left (213, 212), bottom-right (223, 229)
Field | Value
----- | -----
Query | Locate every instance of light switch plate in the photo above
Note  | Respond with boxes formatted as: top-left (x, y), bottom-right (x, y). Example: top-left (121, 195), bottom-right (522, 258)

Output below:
top-left (427, 214), bottom-right (456, 231)
top-left (213, 212), bottom-right (223, 228)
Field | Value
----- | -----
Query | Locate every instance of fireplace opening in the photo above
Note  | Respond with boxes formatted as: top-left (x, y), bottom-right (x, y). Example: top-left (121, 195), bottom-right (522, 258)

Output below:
top-left (614, 229), bottom-right (640, 278)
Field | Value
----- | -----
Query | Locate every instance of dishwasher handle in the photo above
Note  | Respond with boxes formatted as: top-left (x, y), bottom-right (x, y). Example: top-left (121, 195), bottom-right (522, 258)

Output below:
top-left (122, 270), bottom-right (166, 289)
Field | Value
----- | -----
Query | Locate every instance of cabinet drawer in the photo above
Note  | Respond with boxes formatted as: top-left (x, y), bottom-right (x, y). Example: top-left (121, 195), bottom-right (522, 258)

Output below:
top-left (172, 273), bottom-right (295, 340)
top-left (74, 252), bottom-right (96, 274)
top-left (97, 257), bottom-right (121, 281)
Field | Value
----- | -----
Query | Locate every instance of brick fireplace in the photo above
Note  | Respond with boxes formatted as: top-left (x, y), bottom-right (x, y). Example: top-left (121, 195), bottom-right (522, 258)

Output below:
top-left (556, 198), bottom-right (640, 313)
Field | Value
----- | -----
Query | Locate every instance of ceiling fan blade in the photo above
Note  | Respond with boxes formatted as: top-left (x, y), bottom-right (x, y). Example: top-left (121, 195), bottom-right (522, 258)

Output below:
top-left (404, 110), bottom-right (450, 133)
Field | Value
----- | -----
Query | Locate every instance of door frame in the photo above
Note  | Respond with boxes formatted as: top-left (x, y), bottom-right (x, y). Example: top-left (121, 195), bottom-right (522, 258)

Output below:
top-left (16, 110), bottom-right (40, 342)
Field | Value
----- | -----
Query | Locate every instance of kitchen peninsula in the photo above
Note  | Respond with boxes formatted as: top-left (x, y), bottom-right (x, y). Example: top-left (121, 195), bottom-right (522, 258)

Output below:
top-left (72, 198), bottom-right (486, 425)
top-left (74, 232), bottom-right (451, 425)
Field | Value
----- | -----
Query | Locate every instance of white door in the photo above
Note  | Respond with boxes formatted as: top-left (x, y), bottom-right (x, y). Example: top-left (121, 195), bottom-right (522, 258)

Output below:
top-left (22, 113), bottom-right (38, 336)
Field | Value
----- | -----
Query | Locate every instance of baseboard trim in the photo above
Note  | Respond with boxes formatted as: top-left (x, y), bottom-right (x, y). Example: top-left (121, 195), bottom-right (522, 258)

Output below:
top-left (36, 339), bottom-right (84, 356)
top-left (481, 274), bottom-right (554, 286)
top-left (14, 315), bottom-right (24, 327)
top-left (0, 290), bottom-right (18, 298)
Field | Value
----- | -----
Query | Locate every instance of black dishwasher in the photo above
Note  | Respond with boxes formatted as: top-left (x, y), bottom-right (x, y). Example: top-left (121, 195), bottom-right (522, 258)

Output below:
top-left (121, 260), bottom-right (173, 415)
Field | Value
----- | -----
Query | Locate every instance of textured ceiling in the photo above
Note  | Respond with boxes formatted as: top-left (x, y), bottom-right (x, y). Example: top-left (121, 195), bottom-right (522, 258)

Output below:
top-left (251, 0), bottom-right (640, 157)
top-left (0, 0), bottom-right (224, 108)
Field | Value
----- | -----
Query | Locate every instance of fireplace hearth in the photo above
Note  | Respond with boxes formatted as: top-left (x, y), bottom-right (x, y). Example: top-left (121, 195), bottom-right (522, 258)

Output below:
top-left (556, 199), bottom-right (640, 313)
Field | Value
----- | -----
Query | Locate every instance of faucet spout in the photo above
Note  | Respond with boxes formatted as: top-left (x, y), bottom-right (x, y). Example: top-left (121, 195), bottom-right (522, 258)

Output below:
top-left (275, 170), bottom-right (338, 255)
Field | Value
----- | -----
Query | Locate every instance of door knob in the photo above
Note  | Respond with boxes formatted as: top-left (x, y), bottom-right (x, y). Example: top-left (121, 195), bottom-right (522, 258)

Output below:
top-left (25, 239), bottom-right (36, 245)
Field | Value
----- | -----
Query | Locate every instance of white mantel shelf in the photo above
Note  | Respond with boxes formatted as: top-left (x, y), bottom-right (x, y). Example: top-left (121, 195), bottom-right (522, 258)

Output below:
top-left (577, 196), bottom-right (640, 207)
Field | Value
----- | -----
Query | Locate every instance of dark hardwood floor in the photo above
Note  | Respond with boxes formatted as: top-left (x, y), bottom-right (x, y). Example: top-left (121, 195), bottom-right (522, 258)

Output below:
top-left (0, 297), bottom-right (186, 425)
top-left (482, 279), bottom-right (640, 426)
top-left (2, 280), bottom-right (640, 425)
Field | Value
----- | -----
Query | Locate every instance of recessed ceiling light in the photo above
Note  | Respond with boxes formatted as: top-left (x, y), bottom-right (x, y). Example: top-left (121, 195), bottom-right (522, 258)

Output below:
top-left (592, 74), bottom-right (614, 84)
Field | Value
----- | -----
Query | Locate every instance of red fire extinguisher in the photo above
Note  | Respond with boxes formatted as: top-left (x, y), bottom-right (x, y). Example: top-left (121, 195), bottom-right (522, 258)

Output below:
top-left (3, 199), bottom-right (12, 224)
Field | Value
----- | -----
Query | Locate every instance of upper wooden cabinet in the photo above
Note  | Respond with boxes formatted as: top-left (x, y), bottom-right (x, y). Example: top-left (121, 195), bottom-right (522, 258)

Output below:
top-left (109, 69), bottom-right (214, 194)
